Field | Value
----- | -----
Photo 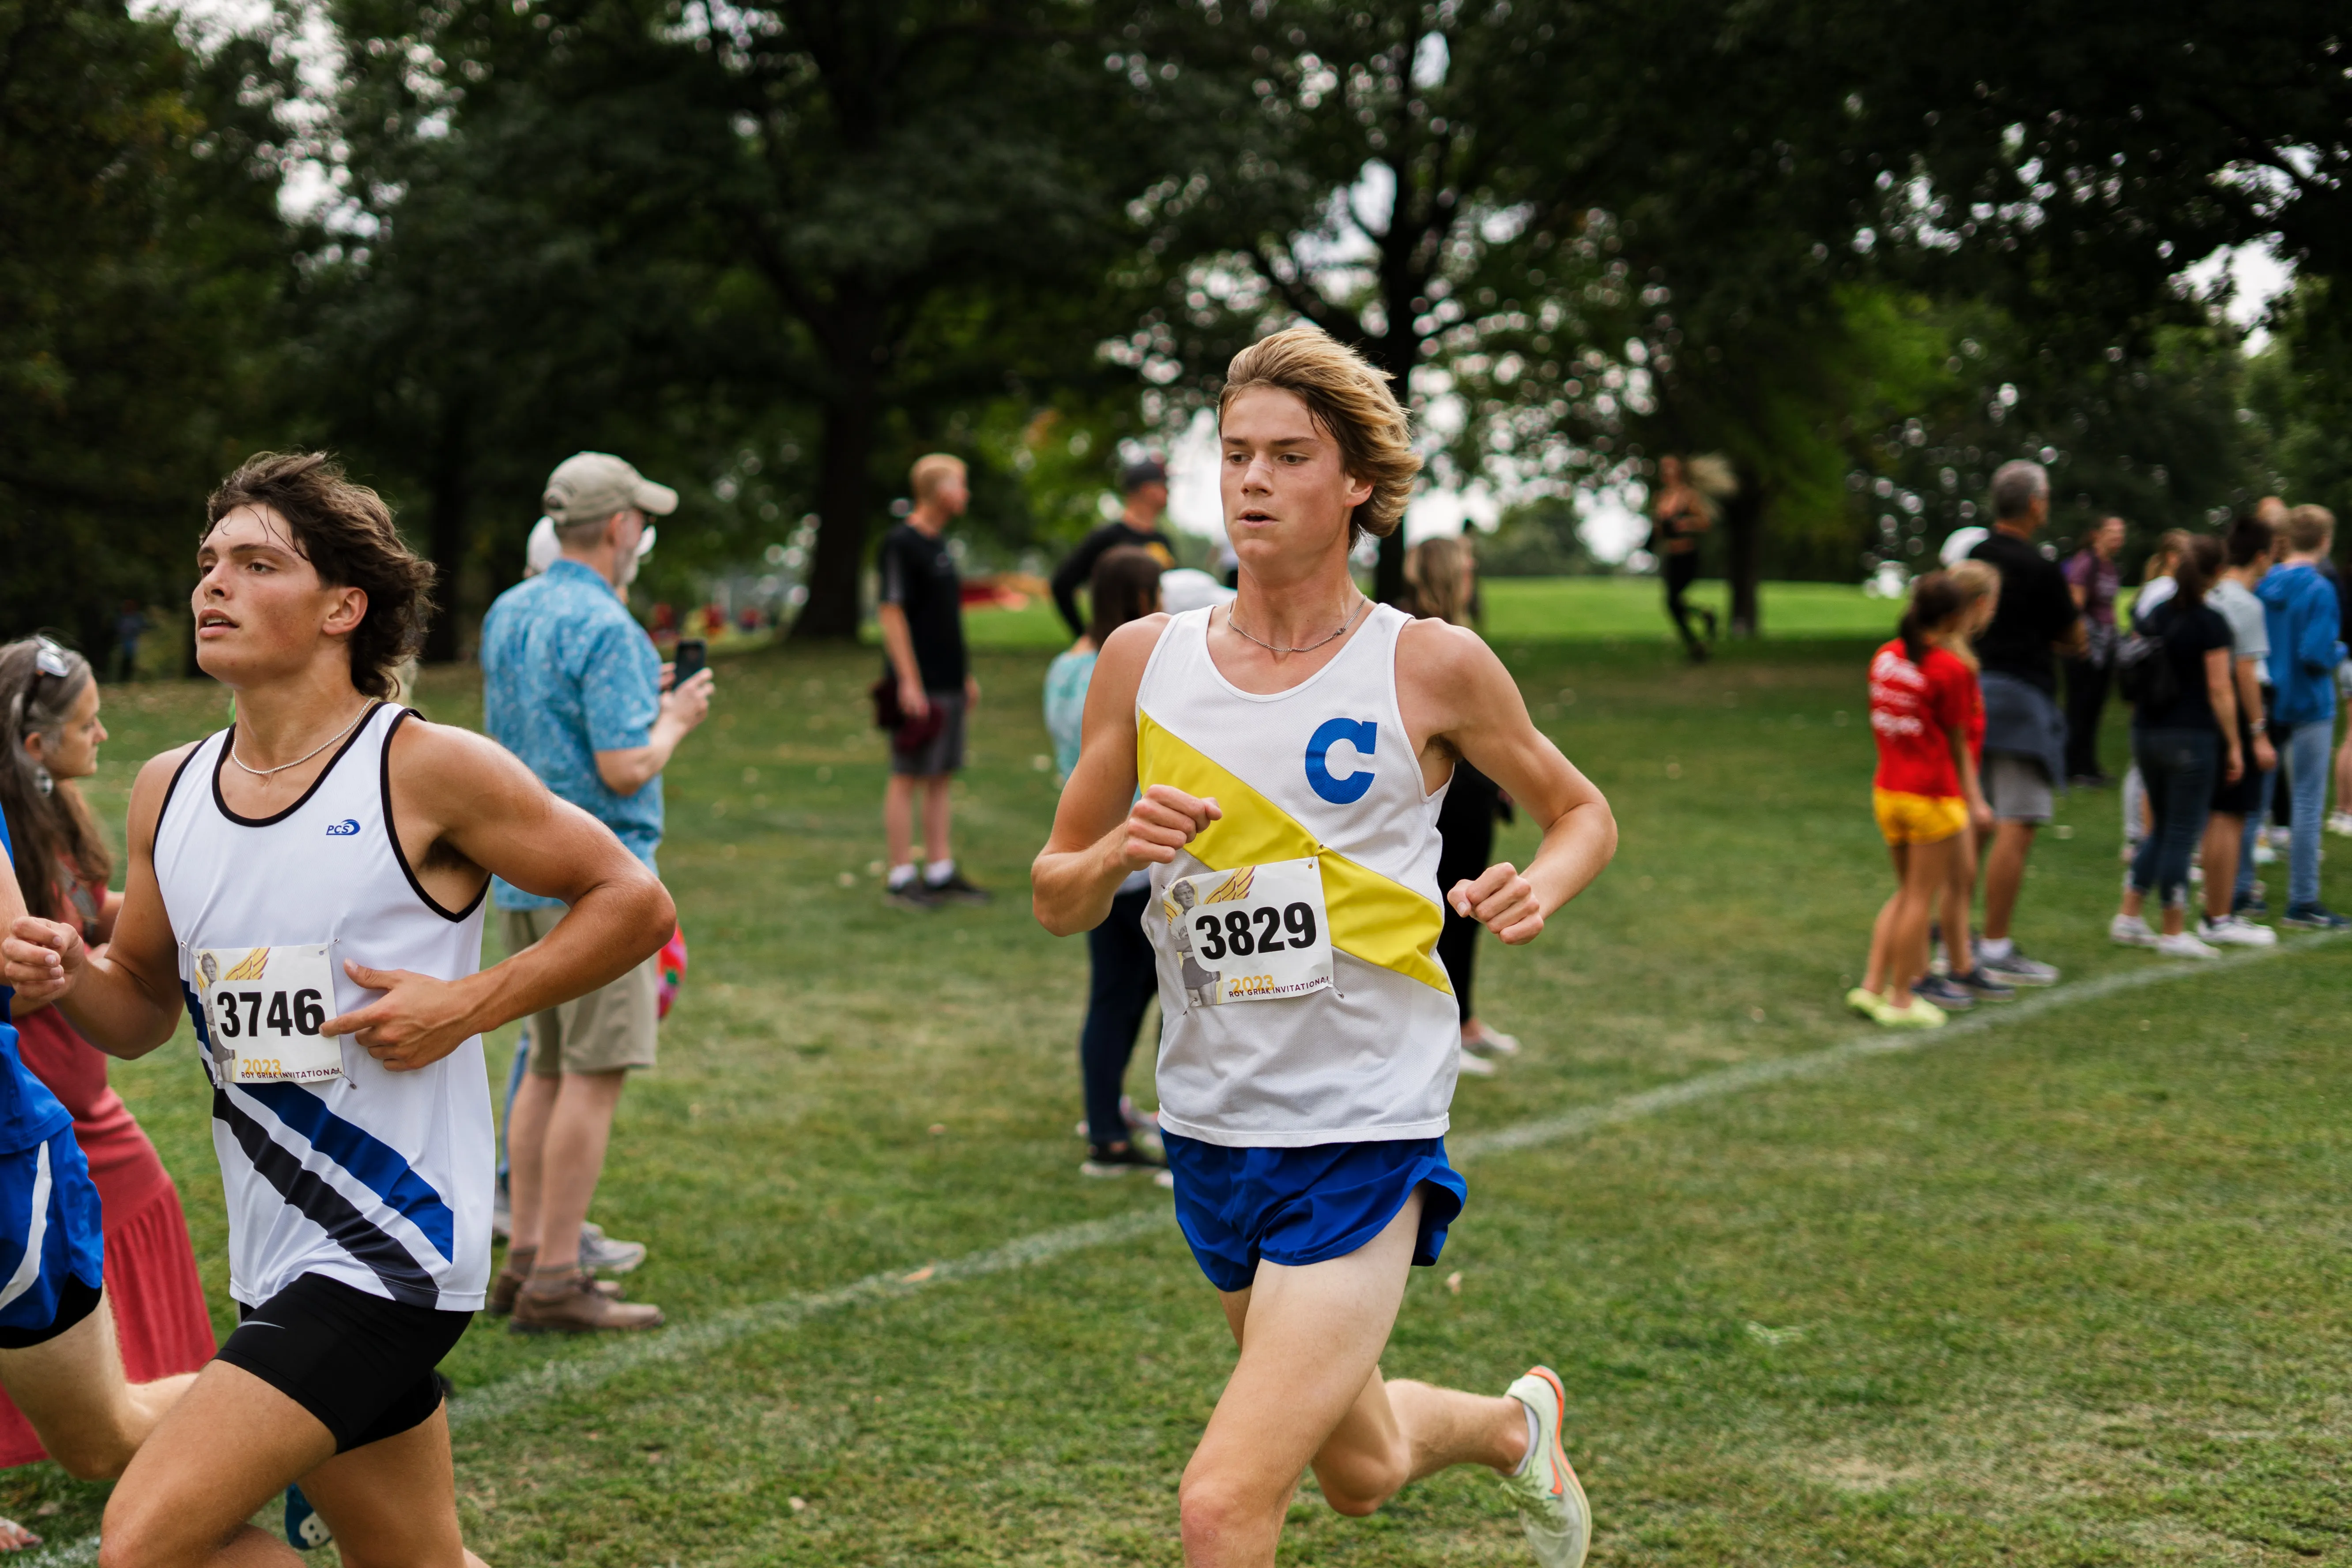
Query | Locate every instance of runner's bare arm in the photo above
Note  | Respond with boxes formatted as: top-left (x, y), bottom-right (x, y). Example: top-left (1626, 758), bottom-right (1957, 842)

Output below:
top-left (1, 746), bottom-right (204, 1056)
top-left (1031, 614), bottom-right (1220, 936)
top-left (1399, 620), bottom-right (1616, 946)
top-left (320, 718), bottom-right (676, 1072)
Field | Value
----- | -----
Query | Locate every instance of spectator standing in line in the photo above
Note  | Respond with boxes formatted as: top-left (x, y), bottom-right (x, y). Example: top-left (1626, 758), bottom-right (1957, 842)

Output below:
top-left (1404, 536), bottom-right (1522, 1072)
top-left (2201, 516), bottom-right (2280, 942)
top-left (2110, 537), bottom-right (2240, 956)
top-left (1966, 460), bottom-right (2084, 985)
top-left (2062, 516), bottom-right (2126, 784)
top-left (1924, 559), bottom-right (2015, 1007)
top-left (2257, 504), bottom-right (2349, 928)
top-left (1851, 572), bottom-right (1993, 1028)
top-left (1050, 456), bottom-right (1179, 638)
top-left (878, 454), bottom-right (988, 908)
top-left (1045, 547), bottom-right (1175, 1180)
top-left (0, 640), bottom-right (215, 1508)
top-left (2120, 529), bottom-right (2195, 866)
top-left (482, 451), bottom-right (712, 1331)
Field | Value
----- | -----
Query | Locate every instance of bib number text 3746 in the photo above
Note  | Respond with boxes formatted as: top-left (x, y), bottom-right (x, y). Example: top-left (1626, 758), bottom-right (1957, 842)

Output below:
top-left (193, 943), bottom-right (346, 1085)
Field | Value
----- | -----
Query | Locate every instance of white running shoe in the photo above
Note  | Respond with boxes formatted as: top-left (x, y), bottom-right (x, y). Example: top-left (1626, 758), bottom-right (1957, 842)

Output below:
top-left (2197, 914), bottom-right (2277, 948)
top-left (2329, 811), bottom-right (2352, 838)
top-left (1464, 1026), bottom-right (1522, 1058)
top-left (1499, 1367), bottom-right (1591, 1568)
top-left (2154, 931), bottom-right (2220, 959)
top-left (2108, 912), bottom-right (2159, 948)
top-left (1458, 1045), bottom-right (1499, 1078)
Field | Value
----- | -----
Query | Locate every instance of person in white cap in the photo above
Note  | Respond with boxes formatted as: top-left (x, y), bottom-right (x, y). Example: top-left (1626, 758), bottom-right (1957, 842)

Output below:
top-left (477, 452), bottom-right (712, 1331)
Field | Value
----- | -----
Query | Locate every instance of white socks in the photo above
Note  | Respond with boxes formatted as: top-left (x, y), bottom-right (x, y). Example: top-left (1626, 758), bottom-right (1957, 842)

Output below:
top-left (1978, 935), bottom-right (2015, 961)
top-left (924, 858), bottom-right (956, 886)
top-left (887, 864), bottom-right (918, 891)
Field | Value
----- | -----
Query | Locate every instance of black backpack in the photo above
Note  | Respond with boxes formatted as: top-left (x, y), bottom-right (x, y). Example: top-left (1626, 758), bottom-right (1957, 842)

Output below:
top-left (2115, 602), bottom-right (2180, 711)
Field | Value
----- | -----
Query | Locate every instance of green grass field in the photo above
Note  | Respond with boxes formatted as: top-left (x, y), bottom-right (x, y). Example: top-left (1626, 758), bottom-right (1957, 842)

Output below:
top-left (964, 577), bottom-right (1896, 649)
top-left (7, 616), bottom-right (2348, 1566)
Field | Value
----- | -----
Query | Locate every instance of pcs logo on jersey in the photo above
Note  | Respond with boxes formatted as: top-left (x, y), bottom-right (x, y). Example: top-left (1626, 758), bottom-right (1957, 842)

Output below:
top-left (324, 818), bottom-right (361, 837)
top-left (1304, 718), bottom-right (1376, 805)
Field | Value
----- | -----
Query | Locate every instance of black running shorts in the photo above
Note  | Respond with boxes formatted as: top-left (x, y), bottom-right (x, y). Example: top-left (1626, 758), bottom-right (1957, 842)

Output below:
top-left (216, 1272), bottom-right (471, 1452)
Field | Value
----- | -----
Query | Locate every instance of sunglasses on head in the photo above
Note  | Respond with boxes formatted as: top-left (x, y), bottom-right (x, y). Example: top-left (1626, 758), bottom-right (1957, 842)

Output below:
top-left (32, 636), bottom-right (74, 680)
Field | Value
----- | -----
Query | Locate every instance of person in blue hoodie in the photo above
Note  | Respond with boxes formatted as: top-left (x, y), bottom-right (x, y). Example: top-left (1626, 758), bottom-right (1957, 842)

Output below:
top-left (2256, 505), bottom-right (2349, 927)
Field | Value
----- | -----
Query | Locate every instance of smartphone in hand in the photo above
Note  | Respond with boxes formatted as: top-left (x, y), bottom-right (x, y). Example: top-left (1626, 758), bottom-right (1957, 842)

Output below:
top-left (672, 638), bottom-right (708, 685)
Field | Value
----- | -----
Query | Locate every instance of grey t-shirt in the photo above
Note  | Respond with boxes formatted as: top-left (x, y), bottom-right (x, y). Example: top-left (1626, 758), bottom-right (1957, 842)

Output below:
top-left (2209, 577), bottom-right (2271, 680)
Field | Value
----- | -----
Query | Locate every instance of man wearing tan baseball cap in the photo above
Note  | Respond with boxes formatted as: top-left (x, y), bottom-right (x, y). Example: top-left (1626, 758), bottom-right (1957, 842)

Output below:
top-left (543, 451), bottom-right (679, 534)
top-left (479, 450), bottom-right (711, 1330)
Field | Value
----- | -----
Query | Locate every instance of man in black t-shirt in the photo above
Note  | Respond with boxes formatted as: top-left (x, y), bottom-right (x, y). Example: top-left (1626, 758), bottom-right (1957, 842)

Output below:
top-left (1965, 460), bottom-right (2085, 986)
top-left (878, 454), bottom-right (986, 908)
top-left (1049, 456), bottom-right (1179, 637)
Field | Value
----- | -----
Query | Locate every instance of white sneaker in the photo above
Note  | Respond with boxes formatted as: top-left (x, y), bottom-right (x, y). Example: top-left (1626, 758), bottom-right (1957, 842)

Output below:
top-left (2154, 931), bottom-right (2221, 959)
top-left (2329, 811), bottom-right (2352, 838)
top-left (2197, 914), bottom-right (2276, 947)
top-left (1458, 1046), bottom-right (1499, 1078)
top-left (1464, 1026), bottom-right (1522, 1058)
top-left (2254, 841), bottom-right (2278, 865)
top-left (1498, 1368), bottom-right (1591, 1568)
top-left (2108, 912), bottom-right (2159, 948)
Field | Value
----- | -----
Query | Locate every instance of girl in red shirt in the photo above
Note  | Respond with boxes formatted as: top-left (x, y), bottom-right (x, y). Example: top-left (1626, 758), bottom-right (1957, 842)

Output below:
top-left (1854, 573), bottom-right (1996, 1026)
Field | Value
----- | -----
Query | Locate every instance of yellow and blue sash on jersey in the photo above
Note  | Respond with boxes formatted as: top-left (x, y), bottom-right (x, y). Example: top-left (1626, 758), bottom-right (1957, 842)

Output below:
top-left (1137, 710), bottom-right (1451, 995)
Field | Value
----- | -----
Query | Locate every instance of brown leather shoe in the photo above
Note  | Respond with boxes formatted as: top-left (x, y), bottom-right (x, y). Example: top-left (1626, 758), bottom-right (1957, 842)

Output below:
top-left (510, 1269), bottom-right (663, 1334)
top-left (490, 1249), bottom-right (624, 1316)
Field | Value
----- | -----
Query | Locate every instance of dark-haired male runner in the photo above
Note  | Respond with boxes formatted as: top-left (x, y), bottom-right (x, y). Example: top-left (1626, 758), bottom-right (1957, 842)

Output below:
top-left (1035, 328), bottom-right (1616, 1567)
top-left (4, 452), bottom-right (673, 1568)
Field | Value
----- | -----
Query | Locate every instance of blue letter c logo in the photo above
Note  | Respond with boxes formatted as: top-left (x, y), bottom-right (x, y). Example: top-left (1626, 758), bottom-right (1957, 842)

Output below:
top-left (1305, 718), bottom-right (1377, 804)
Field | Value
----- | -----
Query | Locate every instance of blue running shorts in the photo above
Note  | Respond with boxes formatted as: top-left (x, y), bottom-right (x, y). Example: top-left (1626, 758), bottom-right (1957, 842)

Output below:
top-left (0, 1126), bottom-right (106, 1348)
top-left (1161, 1132), bottom-right (1467, 1294)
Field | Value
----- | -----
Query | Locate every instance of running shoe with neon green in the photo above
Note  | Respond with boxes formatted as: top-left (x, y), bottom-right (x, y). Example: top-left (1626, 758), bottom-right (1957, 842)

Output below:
top-left (1499, 1366), bottom-right (1590, 1568)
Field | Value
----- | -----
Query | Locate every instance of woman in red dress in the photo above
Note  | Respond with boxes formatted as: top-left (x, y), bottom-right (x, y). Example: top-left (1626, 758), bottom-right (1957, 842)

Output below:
top-left (0, 639), bottom-right (216, 1541)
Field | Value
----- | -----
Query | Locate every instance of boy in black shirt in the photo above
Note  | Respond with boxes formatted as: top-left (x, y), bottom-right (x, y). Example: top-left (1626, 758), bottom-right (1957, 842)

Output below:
top-left (1050, 457), bottom-right (1178, 637)
top-left (878, 454), bottom-right (986, 907)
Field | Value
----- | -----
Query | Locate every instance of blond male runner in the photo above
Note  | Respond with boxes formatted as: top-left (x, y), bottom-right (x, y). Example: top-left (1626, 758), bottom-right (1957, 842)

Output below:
top-left (1033, 327), bottom-right (1617, 1567)
top-left (3, 452), bottom-right (674, 1568)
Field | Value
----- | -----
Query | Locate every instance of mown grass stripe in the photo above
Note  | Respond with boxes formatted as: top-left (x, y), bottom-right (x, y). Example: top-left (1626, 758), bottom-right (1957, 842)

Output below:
top-left (433, 931), bottom-right (2339, 1434)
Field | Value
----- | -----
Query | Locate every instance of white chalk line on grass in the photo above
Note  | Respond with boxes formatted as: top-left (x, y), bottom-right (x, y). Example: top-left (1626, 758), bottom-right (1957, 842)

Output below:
top-left (17, 931), bottom-right (2338, 1568)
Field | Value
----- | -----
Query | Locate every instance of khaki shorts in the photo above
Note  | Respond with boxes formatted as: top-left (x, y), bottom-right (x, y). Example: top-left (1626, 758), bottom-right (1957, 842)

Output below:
top-left (501, 907), bottom-right (659, 1076)
top-left (1984, 751), bottom-right (2054, 824)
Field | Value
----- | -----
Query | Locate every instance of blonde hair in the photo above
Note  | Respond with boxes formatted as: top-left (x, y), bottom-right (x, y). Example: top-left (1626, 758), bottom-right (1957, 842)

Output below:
top-left (909, 453), bottom-right (966, 505)
top-left (1404, 536), bottom-right (1475, 626)
top-left (1938, 558), bottom-right (2000, 672)
top-left (2287, 503), bottom-right (2337, 554)
top-left (1219, 325), bottom-right (1421, 541)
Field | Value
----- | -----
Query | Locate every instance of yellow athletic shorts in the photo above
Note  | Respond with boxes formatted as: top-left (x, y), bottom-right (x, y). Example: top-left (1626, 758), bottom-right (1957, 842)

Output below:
top-left (1872, 789), bottom-right (1967, 846)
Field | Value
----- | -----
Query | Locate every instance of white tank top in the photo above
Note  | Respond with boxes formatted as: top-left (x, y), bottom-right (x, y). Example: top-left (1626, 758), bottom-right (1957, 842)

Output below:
top-left (1137, 604), bottom-right (1459, 1146)
top-left (152, 703), bottom-right (492, 1311)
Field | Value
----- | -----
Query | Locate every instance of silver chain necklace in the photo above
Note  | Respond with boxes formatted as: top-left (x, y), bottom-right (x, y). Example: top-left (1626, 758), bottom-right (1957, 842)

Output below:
top-left (1224, 595), bottom-right (1371, 657)
top-left (228, 703), bottom-right (373, 780)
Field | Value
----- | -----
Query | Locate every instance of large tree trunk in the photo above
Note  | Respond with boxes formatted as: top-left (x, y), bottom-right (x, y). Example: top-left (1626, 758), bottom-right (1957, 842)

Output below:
top-left (795, 357), bottom-right (879, 642)
top-left (422, 412), bottom-right (471, 663)
top-left (1724, 461), bottom-right (1765, 637)
top-left (1364, 324), bottom-right (1415, 607)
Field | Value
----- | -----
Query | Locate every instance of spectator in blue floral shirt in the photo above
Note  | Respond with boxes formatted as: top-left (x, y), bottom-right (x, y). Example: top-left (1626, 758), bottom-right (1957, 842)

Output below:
top-left (479, 452), bottom-right (712, 1332)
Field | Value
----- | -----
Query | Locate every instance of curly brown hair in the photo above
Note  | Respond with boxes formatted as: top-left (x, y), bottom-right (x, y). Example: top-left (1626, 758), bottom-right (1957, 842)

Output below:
top-left (206, 453), bottom-right (437, 699)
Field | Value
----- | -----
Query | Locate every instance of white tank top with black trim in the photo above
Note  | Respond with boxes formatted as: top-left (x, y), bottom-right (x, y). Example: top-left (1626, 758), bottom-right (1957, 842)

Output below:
top-left (1137, 603), bottom-right (1459, 1147)
top-left (151, 702), bottom-right (492, 1311)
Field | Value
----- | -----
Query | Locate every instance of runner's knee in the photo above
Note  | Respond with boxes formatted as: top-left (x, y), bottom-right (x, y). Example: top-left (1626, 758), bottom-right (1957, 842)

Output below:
top-left (1178, 1470), bottom-right (1281, 1550)
top-left (44, 1427), bottom-right (130, 1482)
top-left (1314, 1438), bottom-right (1411, 1516)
